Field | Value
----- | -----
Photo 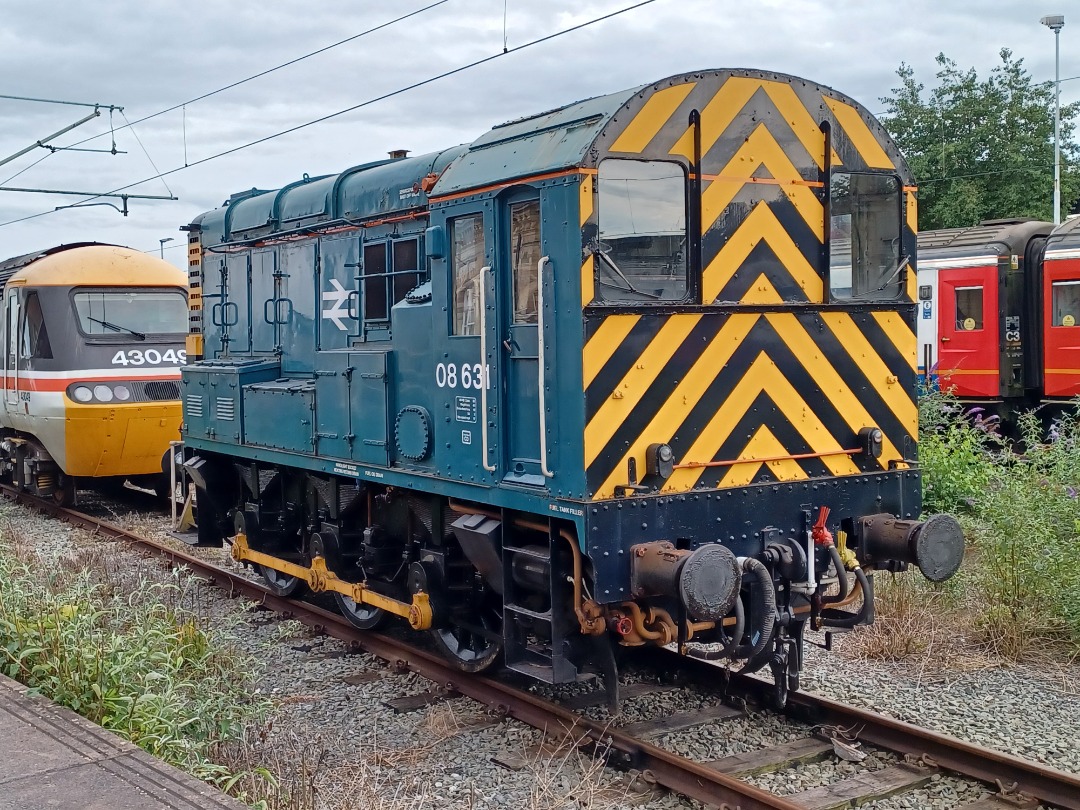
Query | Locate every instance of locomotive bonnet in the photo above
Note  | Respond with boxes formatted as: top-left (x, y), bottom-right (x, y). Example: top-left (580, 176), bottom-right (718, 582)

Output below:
top-left (180, 68), bottom-right (964, 705)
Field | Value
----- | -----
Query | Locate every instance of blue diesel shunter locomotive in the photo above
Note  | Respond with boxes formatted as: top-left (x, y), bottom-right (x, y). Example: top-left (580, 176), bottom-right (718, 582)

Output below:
top-left (180, 69), bottom-right (964, 705)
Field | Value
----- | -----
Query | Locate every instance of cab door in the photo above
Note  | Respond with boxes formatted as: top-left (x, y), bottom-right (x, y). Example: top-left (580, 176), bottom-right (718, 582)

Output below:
top-left (1044, 261), bottom-right (1080, 397)
top-left (497, 193), bottom-right (549, 486)
top-left (4, 290), bottom-right (19, 410)
top-left (938, 267), bottom-right (999, 397)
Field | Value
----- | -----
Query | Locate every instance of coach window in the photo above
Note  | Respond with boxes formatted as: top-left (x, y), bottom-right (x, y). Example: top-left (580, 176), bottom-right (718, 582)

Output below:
top-left (20, 292), bottom-right (52, 359)
top-left (595, 159), bottom-right (687, 302)
top-left (955, 286), bottom-right (984, 330)
top-left (451, 214), bottom-right (485, 335)
top-left (1052, 280), bottom-right (1080, 326)
top-left (829, 172), bottom-right (903, 300)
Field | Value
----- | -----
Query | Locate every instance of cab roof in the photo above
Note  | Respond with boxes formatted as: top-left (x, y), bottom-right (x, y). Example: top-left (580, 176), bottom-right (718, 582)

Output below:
top-left (0, 244), bottom-right (186, 288)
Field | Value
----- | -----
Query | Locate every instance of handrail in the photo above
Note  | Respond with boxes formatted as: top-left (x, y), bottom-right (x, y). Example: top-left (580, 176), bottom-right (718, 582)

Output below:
top-left (478, 266), bottom-right (496, 472)
top-left (537, 256), bottom-right (554, 478)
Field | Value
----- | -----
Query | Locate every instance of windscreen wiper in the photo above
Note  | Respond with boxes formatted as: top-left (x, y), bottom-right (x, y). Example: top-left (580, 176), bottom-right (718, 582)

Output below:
top-left (589, 243), bottom-right (663, 300)
top-left (86, 316), bottom-right (146, 340)
top-left (849, 255), bottom-right (911, 300)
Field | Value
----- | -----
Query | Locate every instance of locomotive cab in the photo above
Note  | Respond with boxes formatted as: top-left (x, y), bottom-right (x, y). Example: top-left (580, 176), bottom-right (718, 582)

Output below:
top-left (0, 244), bottom-right (187, 504)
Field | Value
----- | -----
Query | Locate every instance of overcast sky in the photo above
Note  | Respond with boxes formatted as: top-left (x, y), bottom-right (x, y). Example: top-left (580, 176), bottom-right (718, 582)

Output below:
top-left (0, 0), bottom-right (1075, 269)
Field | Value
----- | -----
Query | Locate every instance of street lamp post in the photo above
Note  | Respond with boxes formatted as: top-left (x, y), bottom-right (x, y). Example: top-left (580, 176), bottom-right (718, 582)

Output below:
top-left (159, 237), bottom-right (175, 258)
top-left (1042, 14), bottom-right (1065, 226)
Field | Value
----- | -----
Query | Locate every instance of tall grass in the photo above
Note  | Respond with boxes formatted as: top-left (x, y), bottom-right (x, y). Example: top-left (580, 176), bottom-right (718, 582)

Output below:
top-left (0, 532), bottom-right (276, 804)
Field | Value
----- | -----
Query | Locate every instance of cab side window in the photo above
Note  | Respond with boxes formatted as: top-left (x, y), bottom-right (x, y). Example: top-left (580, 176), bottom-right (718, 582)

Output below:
top-left (829, 172), bottom-right (903, 300)
top-left (21, 292), bottom-right (52, 359)
top-left (451, 214), bottom-right (485, 336)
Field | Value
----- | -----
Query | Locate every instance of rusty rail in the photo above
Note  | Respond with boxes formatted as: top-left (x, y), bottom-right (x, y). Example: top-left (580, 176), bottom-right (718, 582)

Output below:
top-left (0, 486), bottom-right (798, 809)
top-left (5, 484), bottom-right (1080, 809)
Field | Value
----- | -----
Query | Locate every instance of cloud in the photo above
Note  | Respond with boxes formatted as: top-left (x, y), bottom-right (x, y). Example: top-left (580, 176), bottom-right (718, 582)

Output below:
top-left (0, 0), bottom-right (1073, 263)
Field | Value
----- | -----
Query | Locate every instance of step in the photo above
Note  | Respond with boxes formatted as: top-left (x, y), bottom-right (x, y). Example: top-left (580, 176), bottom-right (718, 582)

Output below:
top-left (503, 545), bottom-right (551, 560)
top-left (506, 660), bottom-right (556, 683)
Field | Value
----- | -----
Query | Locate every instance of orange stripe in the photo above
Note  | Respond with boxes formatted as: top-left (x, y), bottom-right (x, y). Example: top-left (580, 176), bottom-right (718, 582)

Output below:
top-left (429, 169), bottom-right (588, 203)
top-left (2, 373), bottom-right (180, 392)
top-left (937, 369), bottom-right (996, 376)
top-left (691, 174), bottom-right (825, 188)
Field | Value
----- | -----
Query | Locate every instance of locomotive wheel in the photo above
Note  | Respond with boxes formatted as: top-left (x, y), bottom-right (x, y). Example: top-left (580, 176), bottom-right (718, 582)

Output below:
top-left (430, 600), bottom-right (502, 674)
top-left (333, 591), bottom-right (387, 630)
top-left (259, 565), bottom-right (307, 597)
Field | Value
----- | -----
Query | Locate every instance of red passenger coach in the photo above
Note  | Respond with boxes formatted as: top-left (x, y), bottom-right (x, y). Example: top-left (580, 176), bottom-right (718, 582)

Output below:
top-left (917, 219), bottom-right (1053, 410)
top-left (1042, 217), bottom-right (1080, 399)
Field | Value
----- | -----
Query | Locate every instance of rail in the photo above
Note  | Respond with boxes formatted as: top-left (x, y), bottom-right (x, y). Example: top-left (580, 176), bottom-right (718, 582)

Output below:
top-left (3, 483), bottom-right (1079, 810)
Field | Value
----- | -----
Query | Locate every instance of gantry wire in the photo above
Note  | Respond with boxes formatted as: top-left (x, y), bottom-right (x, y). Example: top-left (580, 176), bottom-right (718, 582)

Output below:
top-left (0, 1), bottom-right (449, 188)
top-left (0, 0), bottom-right (657, 230)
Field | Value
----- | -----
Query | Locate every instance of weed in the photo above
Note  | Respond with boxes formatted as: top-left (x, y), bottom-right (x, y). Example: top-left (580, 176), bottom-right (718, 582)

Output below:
top-left (0, 520), bottom-right (274, 804)
top-left (913, 393), bottom-right (1080, 661)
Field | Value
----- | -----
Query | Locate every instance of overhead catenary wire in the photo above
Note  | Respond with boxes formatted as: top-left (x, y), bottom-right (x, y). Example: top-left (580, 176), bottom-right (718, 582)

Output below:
top-left (0, 0), bottom-right (657, 231)
top-left (0, 1), bottom-right (449, 188)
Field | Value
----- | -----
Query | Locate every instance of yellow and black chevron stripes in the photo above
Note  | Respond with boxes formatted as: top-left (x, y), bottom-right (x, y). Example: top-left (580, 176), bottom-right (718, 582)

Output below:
top-left (591, 72), bottom-right (913, 307)
top-left (580, 172), bottom-right (596, 306)
top-left (583, 311), bottom-right (917, 500)
top-left (703, 202), bottom-right (823, 303)
top-left (905, 190), bottom-right (919, 301)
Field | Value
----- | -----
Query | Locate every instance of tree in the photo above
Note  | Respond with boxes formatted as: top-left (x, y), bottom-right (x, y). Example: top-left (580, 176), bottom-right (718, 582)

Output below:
top-left (879, 49), bottom-right (1080, 230)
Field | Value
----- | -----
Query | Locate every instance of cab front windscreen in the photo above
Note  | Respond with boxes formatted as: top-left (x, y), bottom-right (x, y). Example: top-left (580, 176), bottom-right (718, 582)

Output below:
top-left (71, 288), bottom-right (187, 339)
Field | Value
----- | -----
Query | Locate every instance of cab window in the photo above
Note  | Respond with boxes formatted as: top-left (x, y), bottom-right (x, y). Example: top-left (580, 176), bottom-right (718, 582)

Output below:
top-left (451, 214), bottom-right (485, 336)
top-left (72, 288), bottom-right (188, 338)
top-left (595, 159), bottom-right (687, 302)
top-left (829, 172), bottom-right (904, 300)
top-left (510, 201), bottom-right (541, 324)
top-left (21, 292), bottom-right (52, 359)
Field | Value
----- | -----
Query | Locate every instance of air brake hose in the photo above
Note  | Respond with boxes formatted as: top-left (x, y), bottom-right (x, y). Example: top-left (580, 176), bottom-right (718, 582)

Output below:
top-left (733, 557), bottom-right (777, 668)
top-left (820, 566), bottom-right (873, 627)
top-left (688, 596), bottom-right (745, 661)
top-left (822, 544), bottom-right (850, 605)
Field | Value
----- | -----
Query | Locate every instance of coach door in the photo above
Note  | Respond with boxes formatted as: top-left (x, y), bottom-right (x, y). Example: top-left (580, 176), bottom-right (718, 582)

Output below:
top-left (3, 291), bottom-right (19, 410)
top-left (497, 194), bottom-right (549, 486)
top-left (938, 267), bottom-right (999, 397)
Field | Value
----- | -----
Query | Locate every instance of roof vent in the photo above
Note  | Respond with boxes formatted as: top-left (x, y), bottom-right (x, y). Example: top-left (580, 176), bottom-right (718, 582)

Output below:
top-left (389, 149), bottom-right (410, 160)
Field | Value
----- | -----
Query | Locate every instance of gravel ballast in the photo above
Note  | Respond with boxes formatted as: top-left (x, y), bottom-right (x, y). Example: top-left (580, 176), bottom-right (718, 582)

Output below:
top-left (3, 492), bottom-right (1076, 809)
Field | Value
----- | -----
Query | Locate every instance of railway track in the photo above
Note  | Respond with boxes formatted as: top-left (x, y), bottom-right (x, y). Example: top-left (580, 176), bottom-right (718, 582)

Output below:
top-left (3, 484), bottom-right (1077, 810)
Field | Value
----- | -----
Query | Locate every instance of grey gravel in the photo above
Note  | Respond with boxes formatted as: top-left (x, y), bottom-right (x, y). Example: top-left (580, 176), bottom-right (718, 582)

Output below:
top-left (5, 493), bottom-right (1076, 810)
top-left (801, 629), bottom-right (1080, 775)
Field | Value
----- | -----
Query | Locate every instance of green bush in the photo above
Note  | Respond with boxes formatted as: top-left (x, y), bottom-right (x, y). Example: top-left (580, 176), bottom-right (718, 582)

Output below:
top-left (969, 410), bottom-right (1080, 654)
top-left (0, 543), bottom-right (272, 786)
top-left (918, 394), bottom-right (1080, 657)
top-left (917, 390), bottom-right (998, 514)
